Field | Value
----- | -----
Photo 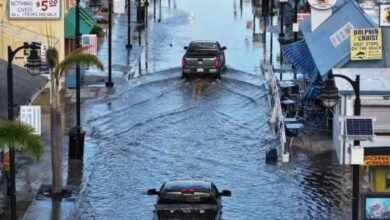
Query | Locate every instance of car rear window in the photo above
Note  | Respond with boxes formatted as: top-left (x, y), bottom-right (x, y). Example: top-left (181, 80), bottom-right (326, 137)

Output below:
top-left (187, 43), bottom-right (219, 56)
top-left (158, 192), bottom-right (217, 205)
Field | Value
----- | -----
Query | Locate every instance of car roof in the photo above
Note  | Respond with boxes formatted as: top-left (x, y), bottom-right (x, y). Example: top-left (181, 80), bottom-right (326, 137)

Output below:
top-left (189, 41), bottom-right (219, 46)
top-left (191, 40), bottom-right (218, 43)
top-left (161, 180), bottom-right (212, 192)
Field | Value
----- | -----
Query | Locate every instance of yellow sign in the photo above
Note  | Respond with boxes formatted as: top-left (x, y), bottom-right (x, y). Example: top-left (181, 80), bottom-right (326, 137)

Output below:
top-left (350, 28), bottom-right (382, 60)
top-left (364, 155), bottom-right (390, 166)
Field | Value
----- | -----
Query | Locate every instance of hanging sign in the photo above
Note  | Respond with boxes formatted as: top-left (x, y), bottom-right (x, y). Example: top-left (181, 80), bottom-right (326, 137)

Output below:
top-left (8, 0), bottom-right (61, 19)
top-left (364, 155), bottom-right (390, 166)
top-left (308, 0), bottom-right (336, 10)
top-left (20, 106), bottom-right (42, 135)
top-left (350, 28), bottom-right (382, 60)
top-left (114, 0), bottom-right (126, 14)
top-left (379, 4), bottom-right (390, 27)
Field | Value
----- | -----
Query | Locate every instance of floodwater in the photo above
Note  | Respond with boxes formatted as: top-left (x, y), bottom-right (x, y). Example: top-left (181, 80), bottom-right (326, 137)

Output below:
top-left (70, 0), bottom-right (352, 219)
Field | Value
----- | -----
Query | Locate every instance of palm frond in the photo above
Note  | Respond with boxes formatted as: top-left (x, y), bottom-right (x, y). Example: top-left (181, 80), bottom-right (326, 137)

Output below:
top-left (53, 52), bottom-right (105, 78)
top-left (0, 121), bottom-right (44, 160)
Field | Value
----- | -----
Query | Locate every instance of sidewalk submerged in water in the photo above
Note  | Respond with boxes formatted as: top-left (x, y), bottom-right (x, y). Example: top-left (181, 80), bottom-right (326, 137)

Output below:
top-left (20, 9), bottom-right (145, 220)
top-left (21, 49), bottom-right (143, 220)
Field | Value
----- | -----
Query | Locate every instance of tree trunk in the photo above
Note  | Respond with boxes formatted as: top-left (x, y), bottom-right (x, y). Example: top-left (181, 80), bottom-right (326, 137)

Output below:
top-left (50, 75), bottom-right (63, 194)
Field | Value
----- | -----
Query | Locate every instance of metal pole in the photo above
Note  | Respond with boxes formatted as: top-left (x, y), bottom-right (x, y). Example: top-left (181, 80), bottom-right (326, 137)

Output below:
top-left (270, 5), bottom-right (273, 65)
top-left (126, 0), bottom-right (133, 49)
top-left (332, 73), bottom-right (361, 220)
top-left (7, 43), bottom-right (29, 220)
top-left (68, 0), bottom-right (85, 160)
top-left (279, 2), bottom-right (285, 37)
top-left (294, 0), bottom-right (298, 41)
top-left (158, 0), bottom-right (162, 22)
top-left (75, 0), bottom-right (81, 128)
top-left (352, 75), bottom-right (361, 220)
top-left (106, 0), bottom-right (114, 87)
top-left (253, 14), bottom-right (256, 35)
top-left (154, 0), bottom-right (156, 19)
top-left (7, 46), bottom-right (16, 220)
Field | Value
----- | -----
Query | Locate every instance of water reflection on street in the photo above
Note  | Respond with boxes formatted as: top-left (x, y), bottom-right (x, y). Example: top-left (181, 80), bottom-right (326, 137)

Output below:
top-left (71, 0), bottom-right (352, 219)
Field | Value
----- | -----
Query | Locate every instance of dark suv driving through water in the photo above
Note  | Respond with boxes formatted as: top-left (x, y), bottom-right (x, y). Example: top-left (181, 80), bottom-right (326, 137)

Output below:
top-left (182, 41), bottom-right (227, 79)
top-left (147, 180), bottom-right (231, 220)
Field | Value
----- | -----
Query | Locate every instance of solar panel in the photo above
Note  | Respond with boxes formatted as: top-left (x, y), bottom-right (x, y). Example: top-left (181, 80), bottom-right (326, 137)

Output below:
top-left (345, 118), bottom-right (374, 137)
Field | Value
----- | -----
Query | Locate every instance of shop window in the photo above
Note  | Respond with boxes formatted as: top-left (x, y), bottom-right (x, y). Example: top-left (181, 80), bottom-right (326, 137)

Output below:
top-left (385, 173), bottom-right (390, 189)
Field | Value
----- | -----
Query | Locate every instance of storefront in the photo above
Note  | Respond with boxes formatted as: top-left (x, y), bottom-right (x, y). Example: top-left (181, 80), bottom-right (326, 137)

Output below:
top-left (366, 148), bottom-right (390, 192)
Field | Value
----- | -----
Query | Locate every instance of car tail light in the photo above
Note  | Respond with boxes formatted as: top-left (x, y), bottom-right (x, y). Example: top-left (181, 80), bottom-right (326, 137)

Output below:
top-left (213, 57), bottom-right (221, 68)
top-left (182, 57), bottom-right (187, 67)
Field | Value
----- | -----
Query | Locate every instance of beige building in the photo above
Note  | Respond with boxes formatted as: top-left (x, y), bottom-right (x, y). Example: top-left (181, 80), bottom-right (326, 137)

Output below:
top-left (0, 0), bottom-right (66, 66)
top-left (0, 0), bottom-right (97, 89)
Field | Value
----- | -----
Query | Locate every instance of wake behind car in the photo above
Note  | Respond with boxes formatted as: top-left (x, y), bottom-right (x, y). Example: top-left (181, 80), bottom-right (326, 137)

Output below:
top-left (182, 41), bottom-right (227, 79)
top-left (147, 180), bottom-right (231, 220)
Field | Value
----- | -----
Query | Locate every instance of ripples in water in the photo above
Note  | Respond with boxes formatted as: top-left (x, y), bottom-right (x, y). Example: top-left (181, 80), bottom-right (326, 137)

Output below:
top-left (69, 70), bottom-right (351, 220)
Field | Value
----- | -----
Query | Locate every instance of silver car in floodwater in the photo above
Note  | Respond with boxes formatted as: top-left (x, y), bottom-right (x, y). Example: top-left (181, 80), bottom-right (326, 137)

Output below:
top-left (182, 41), bottom-right (227, 79)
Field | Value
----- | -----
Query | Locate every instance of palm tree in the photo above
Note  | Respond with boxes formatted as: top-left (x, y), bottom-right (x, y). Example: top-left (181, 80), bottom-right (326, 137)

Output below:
top-left (45, 33), bottom-right (104, 194)
top-left (0, 120), bottom-right (44, 160)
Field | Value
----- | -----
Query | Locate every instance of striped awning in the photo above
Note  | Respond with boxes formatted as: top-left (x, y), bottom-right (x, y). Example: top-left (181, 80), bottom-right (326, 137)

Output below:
top-left (282, 40), bottom-right (319, 81)
top-left (65, 7), bottom-right (96, 39)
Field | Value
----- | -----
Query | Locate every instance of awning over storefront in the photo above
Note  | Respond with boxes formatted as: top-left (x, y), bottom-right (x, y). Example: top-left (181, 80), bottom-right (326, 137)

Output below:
top-left (282, 40), bottom-right (318, 80)
top-left (65, 7), bottom-right (96, 39)
top-left (0, 60), bottom-right (49, 120)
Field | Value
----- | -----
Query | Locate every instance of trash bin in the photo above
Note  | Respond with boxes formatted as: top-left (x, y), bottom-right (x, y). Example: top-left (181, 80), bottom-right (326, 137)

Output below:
top-left (68, 127), bottom-right (85, 160)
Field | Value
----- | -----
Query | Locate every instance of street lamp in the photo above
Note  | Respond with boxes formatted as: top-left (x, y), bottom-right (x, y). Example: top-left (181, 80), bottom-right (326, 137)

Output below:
top-left (69, 0), bottom-right (86, 160)
top-left (126, 0), bottom-right (133, 49)
top-left (7, 42), bottom-right (41, 220)
top-left (321, 71), bottom-right (361, 220)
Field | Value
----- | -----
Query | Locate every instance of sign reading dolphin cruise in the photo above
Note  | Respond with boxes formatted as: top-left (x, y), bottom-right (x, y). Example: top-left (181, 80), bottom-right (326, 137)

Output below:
top-left (9, 0), bottom-right (61, 19)
top-left (350, 28), bottom-right (382, 60)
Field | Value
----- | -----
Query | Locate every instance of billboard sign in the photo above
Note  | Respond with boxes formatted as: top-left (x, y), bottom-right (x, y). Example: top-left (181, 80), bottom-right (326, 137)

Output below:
top-left (9, 0), bottom-right (61, 19)
top-left (350, 28), bottom-right (382, 60)
top-left (363, 193), bottom-right (390, 220)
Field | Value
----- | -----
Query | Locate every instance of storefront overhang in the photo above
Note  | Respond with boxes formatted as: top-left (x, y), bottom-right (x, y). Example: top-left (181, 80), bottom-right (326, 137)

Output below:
top-left (65, 7), bottom-right (96, 39)
top-left (282, 40), bottom-right (319, 81)
top-left (0, 60), bottom-right (49, 120)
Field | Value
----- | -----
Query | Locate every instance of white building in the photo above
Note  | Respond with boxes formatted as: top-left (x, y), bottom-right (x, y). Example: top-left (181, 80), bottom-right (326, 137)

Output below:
top-left (332, 68), bottom-right (390, 165)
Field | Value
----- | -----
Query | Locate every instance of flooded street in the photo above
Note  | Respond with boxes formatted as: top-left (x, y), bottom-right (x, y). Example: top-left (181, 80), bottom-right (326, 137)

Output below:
top-left (70, 0), bottom-right (352, 219)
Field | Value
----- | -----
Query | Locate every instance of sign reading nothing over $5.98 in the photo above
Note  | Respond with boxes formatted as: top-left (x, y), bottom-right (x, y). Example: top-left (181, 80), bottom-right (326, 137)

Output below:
top-left (9, 0), bottom-right (61, 19)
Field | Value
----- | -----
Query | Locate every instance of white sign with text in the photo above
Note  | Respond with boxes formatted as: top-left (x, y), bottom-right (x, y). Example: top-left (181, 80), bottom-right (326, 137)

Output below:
top-left (9, 0), bottom-right (61, 19)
